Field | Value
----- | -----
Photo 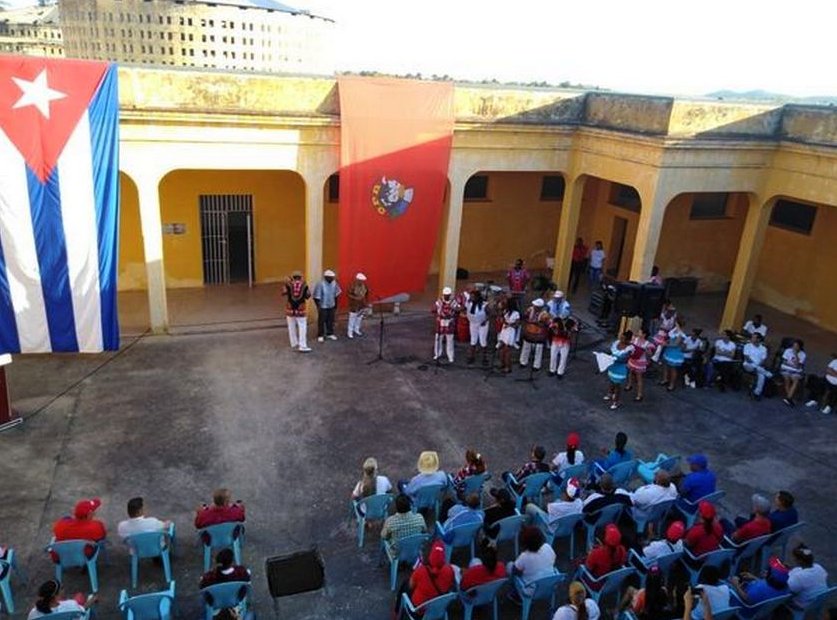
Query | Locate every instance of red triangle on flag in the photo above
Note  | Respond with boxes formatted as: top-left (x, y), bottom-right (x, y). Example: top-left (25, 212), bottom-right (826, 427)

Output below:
top-left (0, 56), bottom-right (109, 182)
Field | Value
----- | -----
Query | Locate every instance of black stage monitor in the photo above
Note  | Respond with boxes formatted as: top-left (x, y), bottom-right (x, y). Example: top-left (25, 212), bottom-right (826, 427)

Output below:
top-left (639, 284), bottom-right (666, 321)
top-left (265, 547), bottom-right (325, 598)
top-left (614, 281), bottom-right (642, 316)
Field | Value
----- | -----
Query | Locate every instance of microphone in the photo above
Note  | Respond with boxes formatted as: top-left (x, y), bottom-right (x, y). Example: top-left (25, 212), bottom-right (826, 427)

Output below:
top-left (372, 293), bottom-right (411, 305)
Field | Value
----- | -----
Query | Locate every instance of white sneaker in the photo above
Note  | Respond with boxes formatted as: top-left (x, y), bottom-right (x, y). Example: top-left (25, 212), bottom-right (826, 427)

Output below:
top-left (823, 406), bottom-right (832, 415)
top-left (347, 332), bottom-right (353, 339)
top-left (355, 330), bottom-right (363, 336)
top-left (805, 399), bottom-right (818, 408)
top-left (327, 334), bottom-right (338, 341)
top-left (690, 381), bottom-right (697, 389)
top-left (610, 401), bottom-right (621, 410)
top-left (298, 346), bottom-right (312, 352)
top-left (603, 394), bottom-right (612, 401)
top-left (317, 336), bottom-right (325, 343)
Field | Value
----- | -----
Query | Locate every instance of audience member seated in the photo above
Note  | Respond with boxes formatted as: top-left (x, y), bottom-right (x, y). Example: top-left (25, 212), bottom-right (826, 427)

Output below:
top-left (682, 328), bottom-right (707, 389)
top-left (27, 579), bottom-right (96, 619)
top-left (510, 527), bottom-right (556, 590)
top-left (729, 557), bottom-right (790, 614)
top-left (484, 488), bottom-right (518, 539)
top-left (552, 432), bottom-right (585, 475)
top-left (117, 496), bottom-right (171, 543)
top-left (631, 470), bottom-right (677, 528)
top-left (679, 454), bottom-right (717, 505)
top-left (440, 493), bottom-right (484, 538)
top-left (380, 494), bottom-right (426, 555)
top-left (582, 473), bottom-right (633, 516)
top-left (553, 580), bottom-right (602, 620)
top-left (350, 457), bottom-right (392, 501)
top-left (768, 490), bottom-right (798, 532)
top-left (195, 488), bottom-right (246, 530)
top-left (215, 609), bottom-right (242, 620)
top-left (525, 477), bottom-right (583, 529)
top-left (52, 498), bottom-right (107, 560)
top-left (400, 451), bottom-right (448, 498)
top-left (728, 494), bottom-right (772, 543)
top-left (742, 333), bottom-right (773, 401)
top-left (787, 544), bottom-right (829, 609)
top-left (460, 542), bottom-right (506, 591)
top-left (683, 565), bottom-right (730, 620)
top-left (684, 501), bottom-right (724, 556)
top-left (620, 565), bottom-right (671, 620)
top-left (780, 339), bottom-right (806, 407)
top-left (804, 353), bottom-right (836, 415)
top-left (742, 314), bottom-right (768, 339)
top-left (584, 524), bottom-right (627, 583)
top-left (589, 432), bottom-right (633, 479)
top-left (450, 449), bottom-right (487, 498)
top-left (200, 549), bottom-right (251, 589)
top-left (502, 444), bottom-right (551, 492)
top-left (641, 520), bottom-right (685, 561)
top-left (407, 540), bottom-right (455, 609)
top-left (709, 330), bottom-right (738, 391)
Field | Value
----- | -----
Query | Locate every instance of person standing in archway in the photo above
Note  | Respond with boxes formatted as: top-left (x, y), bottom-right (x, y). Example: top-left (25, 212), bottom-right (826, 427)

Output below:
top-left (282, 271), bottom-right (311, 352)
top-left (570, 237), bottom-right (588, 294)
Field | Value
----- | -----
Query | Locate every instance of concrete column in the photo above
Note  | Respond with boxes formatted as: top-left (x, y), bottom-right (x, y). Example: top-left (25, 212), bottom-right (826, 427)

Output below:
top-left (628, 185), bottom-right (671, 282)
top-left (720, 195), bottom-right (772, 330)
top-left (438, 174), bottom-right (468, 293)
top-left (304, 173), bottom-right (326, 283)
top-left (551, 174), bottom-right (585, 292)
top-left (135, 173), bottom-right (169, 333)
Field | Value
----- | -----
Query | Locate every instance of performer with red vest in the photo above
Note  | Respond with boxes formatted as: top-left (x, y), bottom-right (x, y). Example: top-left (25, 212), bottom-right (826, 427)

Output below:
top-left (507, 258), bottom-right (530, 302)
top-left (282, 271), bottom-right (312, 352)
top-left (432, 287), bottom-right (460, 363)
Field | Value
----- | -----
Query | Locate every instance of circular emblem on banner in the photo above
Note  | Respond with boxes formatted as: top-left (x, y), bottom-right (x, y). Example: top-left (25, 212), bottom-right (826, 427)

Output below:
top-left (372, 176), bottom-right (414, 218)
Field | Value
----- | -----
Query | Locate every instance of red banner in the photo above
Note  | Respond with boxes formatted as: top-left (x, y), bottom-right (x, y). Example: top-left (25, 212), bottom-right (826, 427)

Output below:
top-left (337, 77), bottom-right (454, 301)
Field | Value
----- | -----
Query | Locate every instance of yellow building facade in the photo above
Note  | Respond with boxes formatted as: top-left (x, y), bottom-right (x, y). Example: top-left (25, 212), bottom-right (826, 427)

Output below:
top-left (0, 5), bottom-right (63, 58)
top-left (116, 68), bottom-right (837, 334)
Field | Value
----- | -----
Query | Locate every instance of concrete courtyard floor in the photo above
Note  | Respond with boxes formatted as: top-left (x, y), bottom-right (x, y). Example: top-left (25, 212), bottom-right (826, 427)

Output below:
top-left (1, 309), bottom-right (836, 618)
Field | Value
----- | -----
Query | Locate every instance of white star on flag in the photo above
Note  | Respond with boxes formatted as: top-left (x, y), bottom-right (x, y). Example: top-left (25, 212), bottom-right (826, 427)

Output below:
top-left (12, 69), bottom-right (67, 119)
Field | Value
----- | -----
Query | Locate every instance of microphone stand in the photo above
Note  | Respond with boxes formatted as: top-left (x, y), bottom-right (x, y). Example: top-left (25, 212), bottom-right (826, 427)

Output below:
top-left (367, 300), bottom-right (386, 365)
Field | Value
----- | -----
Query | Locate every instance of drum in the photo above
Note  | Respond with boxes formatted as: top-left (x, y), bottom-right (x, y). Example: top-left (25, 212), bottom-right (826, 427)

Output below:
top-left (608, 361), bottom-right (629, 384)
top-left (522, 321), bottom-right (548, 344)
top-left (455, 315), bottom-right (469, 342)
top-left (663, 345), bottom-right (685, 367)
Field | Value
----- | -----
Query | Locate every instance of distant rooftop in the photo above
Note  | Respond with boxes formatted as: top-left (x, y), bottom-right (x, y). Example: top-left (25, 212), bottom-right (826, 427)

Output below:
top-left (0, 4), bottom-right (59, 25)
top-left (185, 0), bottom-right (332, 21)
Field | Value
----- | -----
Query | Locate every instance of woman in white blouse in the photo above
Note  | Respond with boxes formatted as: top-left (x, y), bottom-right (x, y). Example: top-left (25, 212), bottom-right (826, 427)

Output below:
top-left (780, 339), bottom-right (806, 406)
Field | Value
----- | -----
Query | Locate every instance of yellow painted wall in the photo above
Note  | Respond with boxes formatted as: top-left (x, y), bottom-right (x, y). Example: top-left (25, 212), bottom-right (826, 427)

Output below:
top-left (457, 172), bottom-right (562, 273)
top-left (118, 172), bottom-right (147, 291)
top-left (653, 193), bottom-right (748, 291)
top-left (575, 178), bottom-right (639, 281)
top-left (158, 170), bottom-right (305, 288)
top-left (753, 203), bottom-right (837, 332)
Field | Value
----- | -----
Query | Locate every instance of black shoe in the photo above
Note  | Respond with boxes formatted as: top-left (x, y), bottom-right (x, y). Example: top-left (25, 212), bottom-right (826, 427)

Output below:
top-left (547, 371), bottom-right (555, 377)
top-left (556, 374), bottom-right (565, 380)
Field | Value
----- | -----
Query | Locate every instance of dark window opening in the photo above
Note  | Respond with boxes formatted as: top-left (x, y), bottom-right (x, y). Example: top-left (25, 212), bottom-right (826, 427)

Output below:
top-left (770, 199), bottom-right (817, 235)
top-left (464, 175), bottom-right (489, 201)
top-left (540, 175), bottom-right (565, 201)
top-left (689, 192), bottom-right (729, 219)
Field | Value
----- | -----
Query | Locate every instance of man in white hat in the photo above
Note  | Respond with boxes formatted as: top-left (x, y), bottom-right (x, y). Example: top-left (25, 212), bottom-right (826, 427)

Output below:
top-left (519, 298), bottom-right (549, 370)
top-left (346, 273), bottom-right (369, 339)
top-left (432, 286), bottom-right (459, 363)
top-left (281, 270), bottom-right (311, 352)
top-left (547, 290), bottom-right (571, 320)
top-left (524, 477), bottom-right (583, 528)
top-left (313, 269), bottom-right (342, 343)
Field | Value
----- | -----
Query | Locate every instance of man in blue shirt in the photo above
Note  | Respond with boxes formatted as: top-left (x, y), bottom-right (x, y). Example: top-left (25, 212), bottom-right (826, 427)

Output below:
top-left (680, 454), bottom-right (716, 503)
top-left (312, 269), bottom-right (342, 343)
top-left (768, 490), bottom-right (799, 532)
top-left (730, 556), bottom-right (790, 616)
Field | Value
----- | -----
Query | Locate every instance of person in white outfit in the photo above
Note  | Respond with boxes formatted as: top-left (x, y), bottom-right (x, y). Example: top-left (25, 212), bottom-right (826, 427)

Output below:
top-left (630, 470), bottom-right (678, 530)
top-left (465, 285), bottom-right (490, 366)
top-left (432, 287), bottom-right (459, 363)
top-left (742, 333), bottom-right (773, 400)
top-left (281, 270), bottom-right (311, 352)
top-left (346, 273), bottom-right (369, 339)
top-left (520, 298), bottom-right (549, 371)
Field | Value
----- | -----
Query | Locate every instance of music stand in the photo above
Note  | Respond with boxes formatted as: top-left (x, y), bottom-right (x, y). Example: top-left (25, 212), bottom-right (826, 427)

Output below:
top-left (367, 293), bottom-right (410, 365)
top-left (515, 355), bottom-right (541, 389)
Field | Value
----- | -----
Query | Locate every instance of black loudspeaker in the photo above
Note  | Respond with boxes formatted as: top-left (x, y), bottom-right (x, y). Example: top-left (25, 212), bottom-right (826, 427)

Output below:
top-left (265, 547), bottom-right (325, 598)
top-left (614, 281), bottom-right (642, 316)
top-left (639, 284), bottom-right (666, 321)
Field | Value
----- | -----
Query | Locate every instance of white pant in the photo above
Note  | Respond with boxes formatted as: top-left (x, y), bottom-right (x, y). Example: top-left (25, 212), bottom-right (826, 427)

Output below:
top-left (286, 316), bottom-right (308, 349)
top-left (743, 363), bottom-right (773, 395)
top-left (347, 311), bottom-right (364, 337)
top-left (549, 341), bottom-right (570, 375)
top-left (434, 333), bottom-right (454, 362)
top-left (520, 341), bottom-right (544, 369)
top-left (469, 321), bottom-right (488, 347)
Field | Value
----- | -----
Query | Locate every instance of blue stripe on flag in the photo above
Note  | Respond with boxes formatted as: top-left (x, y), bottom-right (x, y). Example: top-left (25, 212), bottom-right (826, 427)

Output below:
top-left (27, 166), bottom-right (79, 352)
top-left (0, 237), bottom-right (21, 354)
top-left (87, 64), bottom-right (120, 350)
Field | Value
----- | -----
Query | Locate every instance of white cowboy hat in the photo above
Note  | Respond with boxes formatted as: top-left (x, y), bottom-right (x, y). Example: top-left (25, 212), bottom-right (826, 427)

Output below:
top-left (417, 451), bottom-right (440, 474)
top-left (323, 269), bottom-right (336, 277)
top-left (355, 273), bottom-right (367, 281)
top-left (442, 287), bottom-right (453, 296)
top-left (532, 298), bottom-right (545, 307)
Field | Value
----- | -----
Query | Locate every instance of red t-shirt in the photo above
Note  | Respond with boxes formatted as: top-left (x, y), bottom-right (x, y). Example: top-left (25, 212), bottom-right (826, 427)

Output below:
top-left (572, 245), bottom-right (588, 262)
top-left (460, 562), bottom-right (507, 591)
top-left (684, 521), bottom-right (724, 556)
top-left (194, 504), bottom-right (246, 529)
top-left (732, 515), bottom-right (771, 542)
top-left (53, 517), bottom-right (107, 542)
top-left (410, 564), bottom-right (455, 608)
top-left (585, 544), bottom-right (627, 579)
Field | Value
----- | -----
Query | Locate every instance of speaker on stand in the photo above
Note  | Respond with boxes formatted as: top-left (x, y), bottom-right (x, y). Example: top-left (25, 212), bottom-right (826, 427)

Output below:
top-left (265, 547), bottom-right (326, 617)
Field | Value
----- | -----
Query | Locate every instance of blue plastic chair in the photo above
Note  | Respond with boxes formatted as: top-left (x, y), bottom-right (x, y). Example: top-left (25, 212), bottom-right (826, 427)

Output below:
top-left (723, 532), bottom-right (773, 575)
top-left (410, 484), bottom-right (447, 520)
top-left (0, 548), bottom-right (16, 614)
top-left (198, 522), bottom-right (244, 572)
top-left (491, 513), bottom-right (525, 559)
top-left (705, 607), bottom-right (741, 620)
top-left (765, 521), bottom-right (805, 565)
top-left (787, 585), bottom-right (837, 620)
top-left (118, 580), bottom-right (175, 620)
top-left (352, 494), bottom-right (393, 548)
top-left (559, 463), bottom-right (589, 485)
top-left (533, 511), bottom-right (584, 560)
top-left (680, 547), bottom-right (735, 585)
top-left (604, 459), bottom-right (638, 488)
top-left (434, 520), bottom-right (482, 563)
top-left (381, 533), bottom-right (430, 591)
top-left (628, 548), bottom-right (682, 586)
top-left (514, 570), bottom-right (566, 620)
top-left (43, 611), bottom-right (91, 620)
top-left (398, 591), bottom-right (456, 620)
top-left (731, 591), bottom-right (791, 620)
top-left (126, 524), bottom-right (174, 588)
top-left (637, 454), bottom-right (681, 484)
top-left (458, 472), bottom-right (492, 503)
top-left (680, 490), bottom-right (727, 528)
top-left (506, 472), bottom-right (552, 510)
top-left (633, 498), bottom-right (676, 538)
top-left (584, 503), bottom-right (624, 551)
top-left (459, 577), bottom-right (508, 620)
top-left (200, 581), bottom-right (252, 620)
top-left (45, 539), bottom-right (100, 592)
top-left (578, 565), bottom-right (637, 605)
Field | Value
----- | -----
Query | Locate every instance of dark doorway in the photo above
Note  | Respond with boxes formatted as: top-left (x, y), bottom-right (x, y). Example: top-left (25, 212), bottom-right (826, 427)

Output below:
top-left (608, 216), bottom-right (628, 278)
top-left (227, 211), bottom-right (252, 283)
top-left (200, 194), bottom-right (254, 285)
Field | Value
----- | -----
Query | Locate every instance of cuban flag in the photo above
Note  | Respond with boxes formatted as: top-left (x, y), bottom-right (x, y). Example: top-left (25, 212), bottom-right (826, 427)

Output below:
top-left (0, 56), bottom-right (119, 354)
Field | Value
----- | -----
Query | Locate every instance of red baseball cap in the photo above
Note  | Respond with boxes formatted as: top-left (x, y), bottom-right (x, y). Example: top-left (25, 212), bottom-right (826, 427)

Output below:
top-left (604, 523), bottom-right (621, 546)
top-left (698, 501), bottom-right (716, 520)
top-left (666, 520), bottom-right (686, 542)
top-left (566, 432), bottom-right (581, 448)
top-left (74, 498), bottom-right (102, 519)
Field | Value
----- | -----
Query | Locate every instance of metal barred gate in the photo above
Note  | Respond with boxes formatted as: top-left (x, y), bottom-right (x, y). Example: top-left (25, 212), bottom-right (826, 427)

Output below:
top-left (199, 194), bottom-right (254, 285)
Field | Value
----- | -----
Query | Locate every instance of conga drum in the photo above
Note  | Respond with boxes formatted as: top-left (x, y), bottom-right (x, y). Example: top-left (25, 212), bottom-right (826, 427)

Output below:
top-left (608, 361), bottom-right (629, 384)
top-left (663, 345), bottom-right (685, 367)
top-left (456, 314), bottom-right (469, 342)
top-left (522, 321), bottom-right (548, 344)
